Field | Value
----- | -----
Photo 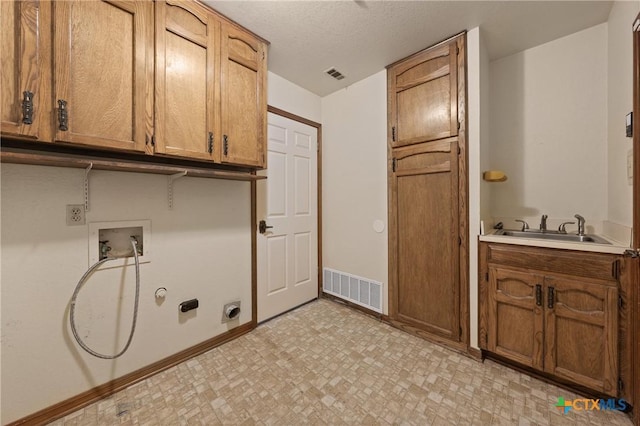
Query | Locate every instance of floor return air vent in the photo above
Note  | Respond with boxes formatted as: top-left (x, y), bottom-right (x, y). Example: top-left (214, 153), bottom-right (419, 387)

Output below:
top-left (323, 268), bottom-right (382, 313)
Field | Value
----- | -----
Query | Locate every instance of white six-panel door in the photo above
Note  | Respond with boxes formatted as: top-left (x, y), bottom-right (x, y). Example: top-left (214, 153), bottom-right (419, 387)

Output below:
top-left (256, 112), bottom-right (318, 322)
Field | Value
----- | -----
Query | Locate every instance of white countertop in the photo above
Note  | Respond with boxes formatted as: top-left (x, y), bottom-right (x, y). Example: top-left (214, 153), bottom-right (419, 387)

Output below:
top-left (479, 230), bottom-right (629, 255)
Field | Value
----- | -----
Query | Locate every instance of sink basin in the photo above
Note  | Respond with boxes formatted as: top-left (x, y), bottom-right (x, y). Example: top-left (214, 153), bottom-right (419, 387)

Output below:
top-left (494, 229), bottom-right (611, 245)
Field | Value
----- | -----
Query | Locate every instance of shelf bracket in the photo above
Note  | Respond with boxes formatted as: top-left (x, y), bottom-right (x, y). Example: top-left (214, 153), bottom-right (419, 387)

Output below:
top-left (84, 163), bottom-right (93, 211)
top-left (168, 171), bottom-right (187, 209)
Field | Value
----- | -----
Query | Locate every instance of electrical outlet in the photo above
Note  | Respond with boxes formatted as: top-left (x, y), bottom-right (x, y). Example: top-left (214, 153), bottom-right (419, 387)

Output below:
top-left (66, 204), bottom-right (85, 226)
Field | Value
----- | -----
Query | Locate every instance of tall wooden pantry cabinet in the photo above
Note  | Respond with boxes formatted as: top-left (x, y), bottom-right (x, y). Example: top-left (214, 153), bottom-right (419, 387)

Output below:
top-left (387, 33), bottom-right (468, 351)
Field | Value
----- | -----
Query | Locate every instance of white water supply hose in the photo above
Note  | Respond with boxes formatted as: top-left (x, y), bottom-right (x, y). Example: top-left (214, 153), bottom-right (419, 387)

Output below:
top-left (69, 238), bottom-right (140, 359)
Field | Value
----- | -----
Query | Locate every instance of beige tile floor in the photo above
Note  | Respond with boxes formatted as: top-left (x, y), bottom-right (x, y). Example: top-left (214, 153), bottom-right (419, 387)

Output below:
top-left (49, 298), bottom-right (633, 425)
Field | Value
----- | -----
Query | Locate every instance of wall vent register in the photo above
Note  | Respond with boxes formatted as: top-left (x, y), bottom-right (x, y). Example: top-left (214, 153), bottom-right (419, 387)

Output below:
top-left (323, 268), bottom-right (382, 313)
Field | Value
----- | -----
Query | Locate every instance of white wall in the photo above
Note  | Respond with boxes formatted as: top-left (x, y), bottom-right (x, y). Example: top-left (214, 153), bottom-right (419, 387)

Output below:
top-left (489, 24), bottom-right (608, 233)
top-left (1, 165), bottom-right (251, 423)
top-left (607, 1), bottom-right (638, 230)
top-left (321, 70), bottom-right (388, 313)
top-left (467, 27), bottom-right (489, 350)
top-left (268, 71), bottom-right (322, 123)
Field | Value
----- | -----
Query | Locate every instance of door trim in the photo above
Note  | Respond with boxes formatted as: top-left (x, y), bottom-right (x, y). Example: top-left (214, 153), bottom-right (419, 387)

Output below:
top-left (259, 105), bottom-right (323, 302)
top-left (632, 11), bottom-right (639, 426)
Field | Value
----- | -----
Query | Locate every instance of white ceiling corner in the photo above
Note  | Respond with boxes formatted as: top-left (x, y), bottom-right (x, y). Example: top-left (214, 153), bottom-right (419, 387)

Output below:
top-left (207, 1), bottom-right (613, 97)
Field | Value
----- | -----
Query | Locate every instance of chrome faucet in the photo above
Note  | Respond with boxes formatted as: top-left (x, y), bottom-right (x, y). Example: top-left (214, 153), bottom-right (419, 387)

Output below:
top-left (515, 219), bottom-right (529, 232)
top-left (539, 214), bottom-right (548, 232)
top-left (558, 221), bottom-right (575, 234)
top-left (574, 214), bottom-right (586, 236)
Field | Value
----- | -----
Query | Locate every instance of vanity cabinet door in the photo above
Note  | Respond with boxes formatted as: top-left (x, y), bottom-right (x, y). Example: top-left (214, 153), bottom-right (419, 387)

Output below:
top-left (543, 275), bottom-right (619, 395)
top-left (220, 23), bottom-right (267, 168)
top-left (487, 266), bottom-right (544, 369)
top-left (154, 0), bottom-right (218, 161)
top-left (1, 0), bottom-right (51, 141)
top-left (53, 0), bottom-right (153, 152)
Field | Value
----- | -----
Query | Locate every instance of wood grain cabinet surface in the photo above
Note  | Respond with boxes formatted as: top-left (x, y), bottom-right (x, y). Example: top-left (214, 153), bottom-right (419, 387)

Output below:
top-left (1, 0), bottom-right (51, 142)
top-left (53, 0), bottom-right (152, 152)
top-left (220, 23), bottom-right (266, 168)
top-left (387, 33), bottom-right (468, 352)
top-left (480, 242), bottom-right (628, 398)
top-left (155, 0), bottom-right (218, 161)
top-left (1, 0), bottom-right (268, 169)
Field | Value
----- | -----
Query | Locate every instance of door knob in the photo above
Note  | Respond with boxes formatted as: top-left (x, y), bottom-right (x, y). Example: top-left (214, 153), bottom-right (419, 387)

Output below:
top-left (259, 220), bottom-right (273, 234)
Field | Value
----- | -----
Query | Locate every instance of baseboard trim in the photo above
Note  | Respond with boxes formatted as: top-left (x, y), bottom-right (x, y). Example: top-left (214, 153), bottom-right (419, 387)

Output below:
top-left (321, 292), bottom-right (384, 320)
top-left (386, 317), bottom-right (469, 355)
top-left (468, 347), bottom-right (483, 361)
top-left (9, 322), bottom-right (254, 426)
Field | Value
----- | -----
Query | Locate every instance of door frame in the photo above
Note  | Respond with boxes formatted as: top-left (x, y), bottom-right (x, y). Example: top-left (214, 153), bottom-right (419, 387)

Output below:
top-left (251, 105), bottom-right (323, 326)
top-left (632, 11), bottom-right (639, 426)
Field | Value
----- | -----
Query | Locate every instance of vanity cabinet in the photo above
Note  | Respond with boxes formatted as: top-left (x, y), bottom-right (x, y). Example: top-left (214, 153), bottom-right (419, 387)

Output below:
top-left (1, 0), bottom-right (51, 142)
top-left (480, 242), bottom-right (630, 398)
top-left (1, 0), bottom-right (268, 169)
top-left (53, 0), bottom-right (152, 152)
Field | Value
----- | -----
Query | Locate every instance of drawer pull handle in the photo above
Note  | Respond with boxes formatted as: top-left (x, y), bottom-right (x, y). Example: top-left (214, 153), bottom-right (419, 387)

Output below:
top-left (535, 284), bottom-right (542, 306)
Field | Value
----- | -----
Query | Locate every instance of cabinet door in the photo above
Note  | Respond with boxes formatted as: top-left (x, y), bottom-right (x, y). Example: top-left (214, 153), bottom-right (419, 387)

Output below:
top-left (388, 36), bottom-right (460, 148)
top-left (220, 23), bottom-right (267, 168)
top-left (544, 276), bottom-right (619, 395)
top-left (390, 139), bottom-right (460, 340)
top-left (155, 0), bottom-right (217, 161)
top-left (53, 0), bottom-right (152, 152)
top-left (1, 0), bottom-right (51, 141)
top-left (487, 266), bottom-right (544, 369)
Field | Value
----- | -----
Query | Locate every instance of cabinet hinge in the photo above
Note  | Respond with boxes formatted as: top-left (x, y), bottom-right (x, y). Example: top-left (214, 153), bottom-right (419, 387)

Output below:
top-left (618, 378), bottom-right (624, 392)
top-left (392, 126), bottom-right (396, 142)
top-left (619, 294), bottom-right (624, 309)
top-left (623, 248), bottom-right (640, 258)
top-left (392, 158), bottom-right (397, 173)
top-left (485, 272), bottom-right (489, 282)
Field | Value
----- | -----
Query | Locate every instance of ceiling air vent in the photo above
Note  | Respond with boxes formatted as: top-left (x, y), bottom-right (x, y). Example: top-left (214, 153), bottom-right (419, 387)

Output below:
top-left (325, 67), bottom-right (345, 81)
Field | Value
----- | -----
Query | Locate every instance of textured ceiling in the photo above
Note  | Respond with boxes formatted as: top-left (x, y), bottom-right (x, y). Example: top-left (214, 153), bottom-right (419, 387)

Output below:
top-left (206, 1), bottom-right (613, 97)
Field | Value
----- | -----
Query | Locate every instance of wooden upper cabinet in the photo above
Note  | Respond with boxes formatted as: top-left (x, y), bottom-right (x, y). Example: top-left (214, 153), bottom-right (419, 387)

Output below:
top-left (220, 23), bottom-right (267, 168)
top-left (155, 0), bottom-right (218, 161)
top-left (1, 0), bottom-right (51, 141)
top-left (388, 36), bottom-right (460, 148)
top-left (52, 0), bottom-right (153, 152)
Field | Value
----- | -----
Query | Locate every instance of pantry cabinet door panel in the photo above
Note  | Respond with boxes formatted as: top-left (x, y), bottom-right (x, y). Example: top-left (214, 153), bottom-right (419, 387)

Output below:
top-left (53, 0), bottom-right (152, 151)
top-left (1, 0), bottom-right (51, 141)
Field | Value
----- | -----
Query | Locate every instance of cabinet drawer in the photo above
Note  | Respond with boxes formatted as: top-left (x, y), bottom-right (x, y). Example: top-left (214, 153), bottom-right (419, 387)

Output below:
top-left (485, 243), bottom-right (619, 283)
